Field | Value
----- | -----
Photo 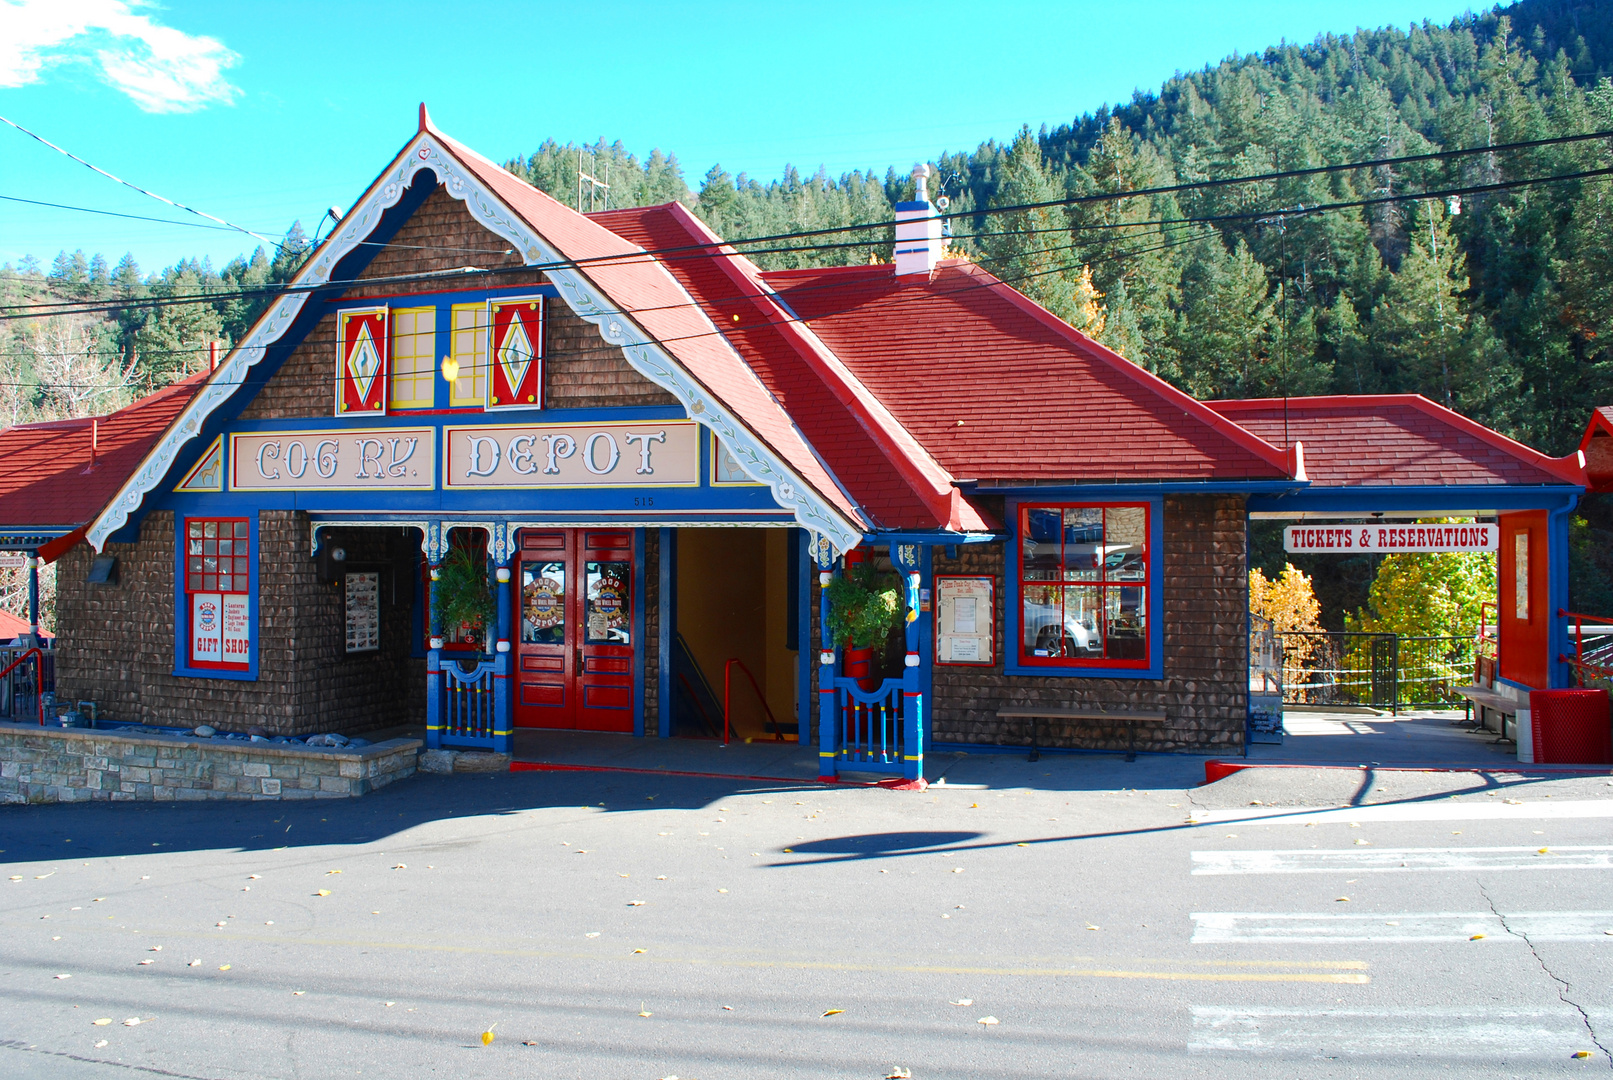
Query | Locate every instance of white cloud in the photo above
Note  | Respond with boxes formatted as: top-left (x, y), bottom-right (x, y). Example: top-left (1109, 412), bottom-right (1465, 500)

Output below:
top-left (0, 0), bottom-right (239, 113)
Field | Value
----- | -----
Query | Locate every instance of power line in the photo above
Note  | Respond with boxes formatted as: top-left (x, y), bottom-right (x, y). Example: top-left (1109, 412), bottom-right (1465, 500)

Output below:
top-left (0, 113), bottom-right (275, 246)
top-left (3, 158), bottom-right (1605, 326)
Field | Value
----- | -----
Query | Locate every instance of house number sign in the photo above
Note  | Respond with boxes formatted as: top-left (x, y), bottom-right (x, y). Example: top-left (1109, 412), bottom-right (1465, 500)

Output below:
top-left (231, 428), bottom-right (436, 491)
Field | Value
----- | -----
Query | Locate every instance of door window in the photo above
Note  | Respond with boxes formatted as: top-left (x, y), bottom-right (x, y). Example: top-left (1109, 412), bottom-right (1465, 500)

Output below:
top-left (585, 561), bottom-right (632, 645)
top-left (521, 561), bottom-right (566, 645)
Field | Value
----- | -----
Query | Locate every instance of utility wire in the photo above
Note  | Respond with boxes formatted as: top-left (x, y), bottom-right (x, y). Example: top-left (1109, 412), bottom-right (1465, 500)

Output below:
top-left (0, 112), bottom-right (275, 245)
top-left (2, 158), bottom-right (1606, 325)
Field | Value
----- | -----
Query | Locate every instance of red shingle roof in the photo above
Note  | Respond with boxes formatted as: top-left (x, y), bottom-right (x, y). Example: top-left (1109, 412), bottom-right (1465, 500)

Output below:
top-left (762, 260), bottom-right (1295, 483)
top-left (0, 374), bottom-right (206, 537)
top-left (1210, 395), bottom-right (1583, 487)
top-left (589, 202), bottom-right (983, 531)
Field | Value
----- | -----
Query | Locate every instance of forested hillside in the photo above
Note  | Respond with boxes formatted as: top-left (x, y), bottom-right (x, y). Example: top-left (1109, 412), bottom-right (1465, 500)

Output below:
top-left (5, 0), bottom-right (1613, 621)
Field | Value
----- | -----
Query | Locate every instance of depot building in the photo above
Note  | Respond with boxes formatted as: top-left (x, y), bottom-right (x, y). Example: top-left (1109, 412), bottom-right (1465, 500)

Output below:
top-left (1, 108), bottom-right (1596, 780)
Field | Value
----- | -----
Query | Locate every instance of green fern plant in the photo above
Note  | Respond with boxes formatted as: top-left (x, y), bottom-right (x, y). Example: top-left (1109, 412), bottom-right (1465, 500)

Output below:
top-left (825, 561), bottom-right (904, 651)
top-left (432, 546), bottom-right (495, 646)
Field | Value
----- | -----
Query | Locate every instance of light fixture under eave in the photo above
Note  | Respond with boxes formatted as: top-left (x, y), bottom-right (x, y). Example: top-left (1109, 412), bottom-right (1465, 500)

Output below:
top-left (440, 354), bottom-right (459, 383)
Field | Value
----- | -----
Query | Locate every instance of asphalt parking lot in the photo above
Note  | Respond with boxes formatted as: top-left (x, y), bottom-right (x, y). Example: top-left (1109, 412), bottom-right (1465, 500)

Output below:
top-left (3, 759), bottom-right (1612, 1078)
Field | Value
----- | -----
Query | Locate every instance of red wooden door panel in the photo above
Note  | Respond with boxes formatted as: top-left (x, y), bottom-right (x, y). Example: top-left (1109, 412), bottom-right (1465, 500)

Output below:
top-left (513, 529), bottom-right (635, 732)
top-left (577, 531), bottom-right (635, 733)
top-left (514, 530), bottom-right (574, 729)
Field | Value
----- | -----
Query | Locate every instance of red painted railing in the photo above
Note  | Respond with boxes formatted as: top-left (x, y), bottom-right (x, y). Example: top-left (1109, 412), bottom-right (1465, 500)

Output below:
top-left (723, 657), bottom-right (783, 745)
top-left (1559, 609), bottom-right (1613, 686)
top-left (0, 647), bottom-right (45, 724)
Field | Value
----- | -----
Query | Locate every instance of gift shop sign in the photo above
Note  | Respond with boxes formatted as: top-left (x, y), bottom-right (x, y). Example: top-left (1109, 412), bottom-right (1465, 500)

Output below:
top-left (230, 429), bottom-right (435, 491)
top-left (1284, 523), bottom-right (1499, 554)
top-left (191, 593), bottom-right (250, 665)
top-left (445, 420), bottom-right (700, 488)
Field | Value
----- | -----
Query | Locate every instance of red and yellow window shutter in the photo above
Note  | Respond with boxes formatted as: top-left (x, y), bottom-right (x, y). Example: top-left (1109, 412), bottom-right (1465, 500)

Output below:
top-left (337, 307), bottom-right (389, 415)
top-left (487, 296), bottom-right (543, 410)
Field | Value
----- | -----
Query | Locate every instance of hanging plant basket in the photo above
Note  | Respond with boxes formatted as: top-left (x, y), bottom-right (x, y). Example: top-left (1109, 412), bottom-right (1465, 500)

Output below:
top-left (825, 561), bottom-right (904, 651)
top-left (432, 546), bottom-right (495, 650)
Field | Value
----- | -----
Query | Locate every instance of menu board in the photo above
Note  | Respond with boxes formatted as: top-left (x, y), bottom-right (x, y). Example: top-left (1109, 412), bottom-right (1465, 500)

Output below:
top-left (344, 572), bottom-right (380, 654)
top-left (935, 575), bottom-right (994, 666)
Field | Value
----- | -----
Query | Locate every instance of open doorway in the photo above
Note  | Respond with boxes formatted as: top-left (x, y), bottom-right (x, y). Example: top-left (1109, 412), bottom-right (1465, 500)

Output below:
top-left (673, 529), bottom-right (797, 740)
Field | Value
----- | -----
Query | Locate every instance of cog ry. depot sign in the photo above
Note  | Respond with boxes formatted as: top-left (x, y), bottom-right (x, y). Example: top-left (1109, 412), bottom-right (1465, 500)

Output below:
top-left (1284, 522), bottom-right (1499, 554)
top-left (228, 421), bottom-right (702, 491)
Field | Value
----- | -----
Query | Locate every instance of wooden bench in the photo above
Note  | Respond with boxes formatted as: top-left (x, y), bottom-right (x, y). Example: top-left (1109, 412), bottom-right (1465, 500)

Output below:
top-left (996, 707), bottom-right (1168, 762)
top-left (1454, 685), bottom-right (1524, 740)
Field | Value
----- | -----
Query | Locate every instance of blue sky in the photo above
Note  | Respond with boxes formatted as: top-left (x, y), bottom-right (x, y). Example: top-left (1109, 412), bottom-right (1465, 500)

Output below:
top-left (1, 0), bottom-right (1483, 274)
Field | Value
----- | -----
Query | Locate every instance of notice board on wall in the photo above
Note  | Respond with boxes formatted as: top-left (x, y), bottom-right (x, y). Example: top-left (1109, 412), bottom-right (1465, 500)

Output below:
top-left (935, 575), bottom-right (994, 666)
top-left (344, 572), bottom-right (380, 654)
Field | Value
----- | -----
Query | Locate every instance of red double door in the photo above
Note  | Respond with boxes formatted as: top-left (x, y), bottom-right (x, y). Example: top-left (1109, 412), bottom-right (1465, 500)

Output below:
top-left (513, 530), bottom-right (635, 732)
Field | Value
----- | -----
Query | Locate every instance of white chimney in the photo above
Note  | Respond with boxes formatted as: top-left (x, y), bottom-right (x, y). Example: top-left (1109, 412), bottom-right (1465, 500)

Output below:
top-left (894, 164), bottom-right (943, 277)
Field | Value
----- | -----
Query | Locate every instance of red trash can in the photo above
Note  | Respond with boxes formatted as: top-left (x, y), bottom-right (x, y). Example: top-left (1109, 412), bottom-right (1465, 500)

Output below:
top-left (1530, 689), bottom-right (1613, 765)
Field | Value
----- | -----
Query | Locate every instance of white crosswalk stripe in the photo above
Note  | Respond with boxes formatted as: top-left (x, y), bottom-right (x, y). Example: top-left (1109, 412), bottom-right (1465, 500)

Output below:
top-left (1190, 910), bottom-right (1613, 943)
top-left (1187, 799), bottom-right (1613, 825)
top-left (1189, 1006), bottom-right (1608, 1057)
top-left (1192, 845), bottom-right (1613, 874)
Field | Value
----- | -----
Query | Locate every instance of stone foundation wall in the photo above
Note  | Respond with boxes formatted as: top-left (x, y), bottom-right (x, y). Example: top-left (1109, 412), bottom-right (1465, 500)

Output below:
top-left (930, 495), bottom-right (1248, 754)
top-left (0, 722), bottom-right (420, 804)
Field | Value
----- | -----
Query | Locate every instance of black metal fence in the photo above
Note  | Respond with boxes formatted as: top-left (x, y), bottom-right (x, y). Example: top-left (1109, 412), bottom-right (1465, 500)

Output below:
top-left (1278, 632), bottom-right (1475, 711)
top-left (1, 644), bottom-right (54, 723)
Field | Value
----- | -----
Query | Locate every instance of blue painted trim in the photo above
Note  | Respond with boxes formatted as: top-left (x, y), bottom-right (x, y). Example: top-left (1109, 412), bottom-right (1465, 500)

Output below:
top-left (866, 531), bottom-right (1004, 544)
top-left (1497, 675), bottom-right (1536, 694)
top-left (1248, 485), bottom-right (1582, 516)
top-left (658, 528), bottom-right (674, 739)
top-left (633, 527), bottom-right (646, 738)
top-left (919, 543), bottom-right (933, 754)
top-left (1001, 495), bottom-right (1165, 681)
top-left (330, 282), bottom-right (559, 308)
top-left (1547, 501), bottom-right (1579, 689)
top-left (893, 201), bottom-right (931, 212)
top-left (171, 511), bottom-right (259, 682)
top-left (795, 529), bottom-right (811, 748)
top-left (967, 480), bottom-right (1304, 496)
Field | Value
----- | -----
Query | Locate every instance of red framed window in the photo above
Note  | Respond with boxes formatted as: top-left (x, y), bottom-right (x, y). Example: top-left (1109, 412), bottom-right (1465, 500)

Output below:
top-left (1018, 502), bottom-right (1150, 668)
top-left (184, 517), bottom-right (252, 670)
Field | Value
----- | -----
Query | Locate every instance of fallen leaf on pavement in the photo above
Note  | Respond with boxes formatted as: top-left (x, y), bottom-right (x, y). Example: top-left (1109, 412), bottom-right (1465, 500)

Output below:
top-left (1574, 1051), bottom-right (1594, 1059)
top-left (585, 932), bottom-right (600, 938)
top-left (326, 870), bottom-right (341, 875)
top-left (292, 991), bottom-right (305, 995)
top-left (1471, 933), bottom-right (1486, 940)
top-left (123, 1018), bottom-right (142, 1027)
top-left (392, 864), bottom-right (406, 870)
top-left (887, 1068), bottom-right (912, 1079)
top-left (950, 999), bottom-right (973, 1006)
top-left (189, 959), bottom-right (201, 966)
top-left (481, 1023), bottom-right (496, 1046)
top-left (632, 948), bottom-right (646, 954)
top-left (822, 1009), bottom-right (844, 1017)
top-left (315, 890), bottom-right (330, 897)
top-left (1538, 848), bottom-right (1551, 855)
top-left (138, 959), bottom-right (153, 966)
top-left (639, 1003), bottom-right (652, 1017)
top-left (219, 965), bottom-right (231, 971)
top-left (628, 900), bottom-right (645, 906)
top-left (978, 1016), bottom-right (999, 1025)
top-left (1336, 897), bottom-right (1350, 902)
top-left (94, 1039), bottom-right (108, 1048)
top-left (149, 946), bottom-right (161, 952)
top-left (722, 1005), bottom-right (734, 1011)
top-left (93, 1018), bottom-right (112, 1026)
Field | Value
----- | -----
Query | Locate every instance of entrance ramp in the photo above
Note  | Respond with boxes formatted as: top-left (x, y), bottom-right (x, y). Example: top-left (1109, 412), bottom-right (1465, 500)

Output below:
top-left (1245, 708), bottom-right (1520, 770)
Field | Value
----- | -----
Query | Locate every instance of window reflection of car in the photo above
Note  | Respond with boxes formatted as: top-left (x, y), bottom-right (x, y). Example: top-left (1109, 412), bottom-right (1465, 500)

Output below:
top-left (1023, 601), bottom-right (1100, 657)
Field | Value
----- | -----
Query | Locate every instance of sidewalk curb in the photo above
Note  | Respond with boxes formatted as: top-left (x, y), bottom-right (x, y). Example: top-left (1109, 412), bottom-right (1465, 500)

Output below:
top-left (1205, 759), bottom-right (1613, 784)
top-left (509, 760), bottom-right (858, 786)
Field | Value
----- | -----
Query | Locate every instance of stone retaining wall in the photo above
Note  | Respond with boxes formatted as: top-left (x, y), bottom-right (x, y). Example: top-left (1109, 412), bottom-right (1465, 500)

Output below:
top-left (0, 722), bottom-right (421, 804)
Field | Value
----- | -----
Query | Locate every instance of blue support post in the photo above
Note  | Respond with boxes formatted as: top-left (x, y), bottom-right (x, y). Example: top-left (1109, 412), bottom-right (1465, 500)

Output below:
top-left (1547, 502), bottom-right (1577, 689)
top-left (658, 528), bottom-right (674, 738)
top-left (26, 553), bottom-right (39, 644)
top-left (492, 549), bottom-right (513, 755)
top-left (814, 536), bottom-right (838, 780)
top-left (425, 547), bottom-right (444, 750)
top-left (893, 543), bottom-right (924, 782)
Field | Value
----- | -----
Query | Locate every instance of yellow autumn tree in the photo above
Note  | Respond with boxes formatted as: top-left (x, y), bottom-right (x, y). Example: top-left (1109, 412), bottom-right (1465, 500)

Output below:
top-left (1249, 563), bottom-right (1323, 634)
